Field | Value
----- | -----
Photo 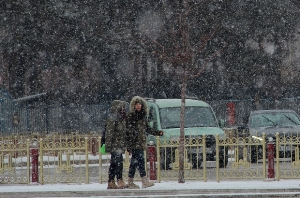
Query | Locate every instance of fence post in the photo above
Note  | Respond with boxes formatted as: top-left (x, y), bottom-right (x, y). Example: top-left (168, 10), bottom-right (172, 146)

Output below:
top-left (13, 136), bottom-right (18, 158)
top-left (91, 137), bottom-right (96, 156)
top-left (99, 136), bottom-right (103, 184)
top-left (267, 137), bottom-right (275, 179)
top-left (39, 138), bottom-right (44, 185)
top-left (85, 137), bottom-right (89, 184)
top-left (26, 139), bottom-right (30, 185)
top-left (156, 136), bottom-right (161, 183)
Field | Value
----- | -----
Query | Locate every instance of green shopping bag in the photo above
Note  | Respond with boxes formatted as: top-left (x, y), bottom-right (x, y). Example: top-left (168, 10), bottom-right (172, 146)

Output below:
top-left (100, 144), bottom-right (106, 154)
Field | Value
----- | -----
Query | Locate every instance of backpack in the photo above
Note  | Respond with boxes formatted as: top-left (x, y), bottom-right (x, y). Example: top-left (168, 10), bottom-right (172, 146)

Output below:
top-left (101, 120), bottom-right (117, 147)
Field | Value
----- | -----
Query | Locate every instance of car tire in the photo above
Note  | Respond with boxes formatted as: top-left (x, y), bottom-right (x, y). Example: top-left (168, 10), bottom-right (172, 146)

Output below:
top-left (219, 146), bottom-right (228, 168)
top-left (191, 153), bottom-right (202, 169)
top-left (160, 148), bottom-right (171, 170)
top-left (249, 145), bottom-right (257, 163)
top-left (249, 145), bottom-right (263, 163)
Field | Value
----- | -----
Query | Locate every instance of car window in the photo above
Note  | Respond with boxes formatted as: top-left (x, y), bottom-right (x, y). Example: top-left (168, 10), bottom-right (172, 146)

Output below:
top-left (251, 115), bottom-right (276, 127)
top-left (278, 113), bottom-right (300, 126)
top-left (250, 112), bottom-right (300, 128)
top-left (159, 106), bottom-right (218, 129)
top-left (148, 106), bottom-right (158, 129)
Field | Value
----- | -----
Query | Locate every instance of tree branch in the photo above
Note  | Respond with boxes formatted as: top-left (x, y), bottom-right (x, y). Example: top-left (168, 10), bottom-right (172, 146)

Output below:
top-left (194, 25), bottom-right (220, 56)
top-left (189, 41), bottom-right (228, 79)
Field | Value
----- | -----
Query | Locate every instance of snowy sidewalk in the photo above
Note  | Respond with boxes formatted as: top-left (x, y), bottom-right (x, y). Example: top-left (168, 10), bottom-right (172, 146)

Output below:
top-left (1, 179), bottom-right (300, 197)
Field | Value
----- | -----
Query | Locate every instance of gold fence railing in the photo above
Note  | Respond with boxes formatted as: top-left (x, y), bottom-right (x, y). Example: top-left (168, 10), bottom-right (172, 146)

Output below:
top-left (1, 132), bottom-right (300, 185)
top-left (38, 137), bottom-right (90, 184)
top-left (0, 134), bottom-right (101, 185)
top-left (155, 133), bottom-right (266, 182)
top-left (275, 132), bottom-right (300, 180)
top-left (0, 138), bottom-right (30, 184)
top-left (217, 134), bottom-right (266, 181)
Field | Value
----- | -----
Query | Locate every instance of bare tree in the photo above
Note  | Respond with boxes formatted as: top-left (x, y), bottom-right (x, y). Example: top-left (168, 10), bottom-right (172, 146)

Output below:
top-left (141, 0), bottom-right (226, 183)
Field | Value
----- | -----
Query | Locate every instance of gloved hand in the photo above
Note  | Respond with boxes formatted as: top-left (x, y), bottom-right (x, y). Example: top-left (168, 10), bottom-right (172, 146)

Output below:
top-left (159, 131), bottom-right (164, 136)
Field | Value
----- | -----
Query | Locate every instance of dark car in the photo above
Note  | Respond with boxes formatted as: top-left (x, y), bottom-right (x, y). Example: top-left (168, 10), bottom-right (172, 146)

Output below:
top-left (247, 109), bottom-right (300, 162)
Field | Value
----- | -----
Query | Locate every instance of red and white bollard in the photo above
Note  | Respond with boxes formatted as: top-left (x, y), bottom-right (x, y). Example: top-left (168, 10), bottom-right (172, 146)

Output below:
top-left (227, 102), bottom-right (236, 126)
top-left (147, 141), bottom-right (157, 180)
top-left (267, 137), bottom-right (275, 179)
top-left (31, 148), bottom-right (39, 183)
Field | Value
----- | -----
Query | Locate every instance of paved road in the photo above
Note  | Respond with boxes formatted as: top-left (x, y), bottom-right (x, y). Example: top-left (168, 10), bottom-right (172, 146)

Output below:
top-left (1, 188), bottom-right (300, 198)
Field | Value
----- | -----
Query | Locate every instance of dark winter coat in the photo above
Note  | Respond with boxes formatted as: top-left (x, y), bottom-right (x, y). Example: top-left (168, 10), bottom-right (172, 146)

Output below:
top-left (105, 100), bottom-right (127, 153)
top-left (126, 96), bottom-right (162, 151)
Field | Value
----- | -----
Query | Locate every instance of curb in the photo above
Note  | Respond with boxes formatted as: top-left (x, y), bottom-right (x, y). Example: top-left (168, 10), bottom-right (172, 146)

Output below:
top-left (1, 188), bottom-right (300, 198)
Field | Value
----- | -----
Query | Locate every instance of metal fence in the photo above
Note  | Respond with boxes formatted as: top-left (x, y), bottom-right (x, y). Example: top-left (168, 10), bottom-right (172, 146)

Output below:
top-left (210, 98), bottom-right (300, 127)
top-left (0, 134), bottom-right (101, 184)
top-left (0, 104), bottom-right (109, 136)
top-left (2, 97), bottom-right (300, 136)
top-left (2, 132), bottom-right (300, 185)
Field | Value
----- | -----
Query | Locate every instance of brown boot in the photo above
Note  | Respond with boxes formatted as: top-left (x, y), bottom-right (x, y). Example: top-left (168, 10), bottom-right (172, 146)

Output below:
top-left (117, 178), bottom-right (128, 189)
top-left (141, 176), bottom-right (154, 188)
top-left (107, 180), bottom-right (119, 189)
top-left (127, 177), bottom-right (140, 189)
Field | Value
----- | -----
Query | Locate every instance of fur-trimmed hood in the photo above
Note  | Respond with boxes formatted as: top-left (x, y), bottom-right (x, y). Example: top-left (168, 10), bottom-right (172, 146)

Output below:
top-left (129, 96), bottom-right (148, 115)
top-left (127, 96), bottom-right (161, 151)
top-left (105, 100), bottom-right (128, 153)
top-left (110, 100), bottom-right (126, 114)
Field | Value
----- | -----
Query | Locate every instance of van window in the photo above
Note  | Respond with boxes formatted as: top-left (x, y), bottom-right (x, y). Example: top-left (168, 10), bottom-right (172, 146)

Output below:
top-left (159, 106), bottom-right (218, 129)
top-left (148, 106), bottom-right (158, 129)
top-left (148, 106), bottom-right (155, 121)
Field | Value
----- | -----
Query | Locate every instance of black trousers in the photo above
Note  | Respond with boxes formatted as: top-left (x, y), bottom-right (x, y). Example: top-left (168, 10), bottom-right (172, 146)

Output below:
top-left (108, 152), bottom-right (124, 182)
top-left (128, 149), bottom-right (146, 178)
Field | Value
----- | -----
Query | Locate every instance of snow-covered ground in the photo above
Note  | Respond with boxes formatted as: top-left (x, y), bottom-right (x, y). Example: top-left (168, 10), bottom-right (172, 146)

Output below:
top-left (0, 179), bottom-right (299, 192)
top-left (2, 150), bottom-right (300, 197)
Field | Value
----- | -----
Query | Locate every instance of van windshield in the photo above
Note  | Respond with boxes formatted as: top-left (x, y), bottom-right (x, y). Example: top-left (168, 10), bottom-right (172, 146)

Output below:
top-left (159, 106), bottom-right (218, 129)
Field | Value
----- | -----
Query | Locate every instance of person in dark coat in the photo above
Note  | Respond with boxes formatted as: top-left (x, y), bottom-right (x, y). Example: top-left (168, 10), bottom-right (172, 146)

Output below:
top-left (126, 96), bottom-right (163, 189)
top-left (105, 100), bottom-right (128, 189)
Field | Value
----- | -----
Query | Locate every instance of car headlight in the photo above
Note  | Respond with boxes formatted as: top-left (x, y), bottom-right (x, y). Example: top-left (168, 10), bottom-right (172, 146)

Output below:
top-left (252, 135), bottom-right (264, 142)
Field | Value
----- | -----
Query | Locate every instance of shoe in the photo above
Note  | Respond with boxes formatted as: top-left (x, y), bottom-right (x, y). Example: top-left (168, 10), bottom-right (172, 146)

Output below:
top-left (117, 178), bottom-right (128, 189)
top-left (107, 180), bottom-right (119, 189)
top-left (141, 176), bottom-right (154, 188)
top-left (127, 177), bottom-right (140, 189)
